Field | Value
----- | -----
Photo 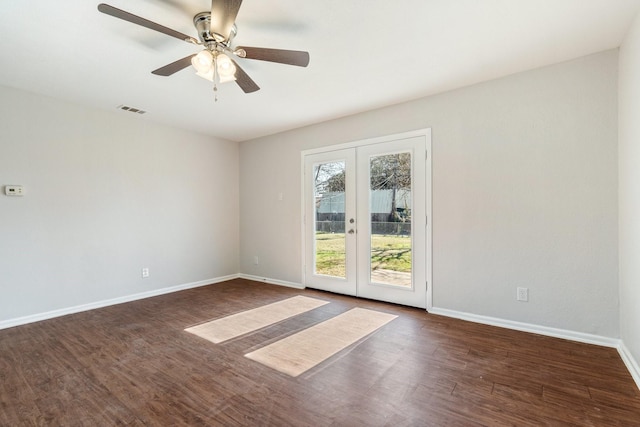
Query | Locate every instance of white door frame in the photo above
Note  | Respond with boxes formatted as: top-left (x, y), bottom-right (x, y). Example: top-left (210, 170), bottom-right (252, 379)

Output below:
top-left (300, 128), bottom-right (433, 311)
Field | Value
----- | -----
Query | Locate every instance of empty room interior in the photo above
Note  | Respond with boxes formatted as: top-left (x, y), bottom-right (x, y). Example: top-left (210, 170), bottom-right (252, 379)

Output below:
top-left (2, 0), bottom-right (640, 425)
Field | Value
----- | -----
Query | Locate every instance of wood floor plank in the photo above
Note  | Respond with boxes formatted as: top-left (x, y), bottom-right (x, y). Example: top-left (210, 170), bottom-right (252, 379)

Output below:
top-left (1, 278), bottom-right (639, 425)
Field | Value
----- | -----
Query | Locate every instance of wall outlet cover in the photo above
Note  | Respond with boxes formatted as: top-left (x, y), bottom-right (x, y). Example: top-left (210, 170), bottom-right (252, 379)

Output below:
top-left (5, 185), bottom-right (24, 196)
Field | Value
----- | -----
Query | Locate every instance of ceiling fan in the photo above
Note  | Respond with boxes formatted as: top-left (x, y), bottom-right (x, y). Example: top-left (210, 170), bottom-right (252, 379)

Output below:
top-left (97, 1), bottom-right (310, 95)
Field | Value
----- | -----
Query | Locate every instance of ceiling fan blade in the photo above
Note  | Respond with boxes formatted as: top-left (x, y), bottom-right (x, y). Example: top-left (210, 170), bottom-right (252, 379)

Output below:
top-left (237, 47), bottom-right (310, 67)
top-left (210, 0), bottom-right (243, 41)
top-left (98, 3), bottom-right (197, 44)
top-left (151, 55), bottom-right (195, 76)
top-left (231, 59), bottom-right (260, 93)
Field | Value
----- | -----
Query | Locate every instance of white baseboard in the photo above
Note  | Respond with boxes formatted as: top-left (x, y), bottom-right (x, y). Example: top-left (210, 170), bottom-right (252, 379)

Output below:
top-left (238, 274), bottom-right (304, 290)
top-left (618, 341), bottom-right (640, 391)
top-left (0, 274), bottom-right (239, 331)
top-left (429, 307), bottom-right (621, 348)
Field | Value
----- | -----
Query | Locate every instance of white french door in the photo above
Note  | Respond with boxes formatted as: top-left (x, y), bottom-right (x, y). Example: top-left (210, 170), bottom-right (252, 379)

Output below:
top-left (304, 148), bottom-right (357, 296)
top-left (303, 132), bottom-right (430, 308)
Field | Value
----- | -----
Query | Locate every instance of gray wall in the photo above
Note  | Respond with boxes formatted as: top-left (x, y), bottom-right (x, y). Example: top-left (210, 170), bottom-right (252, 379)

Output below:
top-left (619, 13), bottom-right (640, 376)
top-left (240, 50), bottom-right (619, 338)
top-left (0, 86), bottom-right (240, 324)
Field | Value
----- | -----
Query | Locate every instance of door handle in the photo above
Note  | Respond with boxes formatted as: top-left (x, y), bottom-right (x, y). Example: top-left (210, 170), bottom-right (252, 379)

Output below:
top-left (348, 229), bottom-right (355, 234)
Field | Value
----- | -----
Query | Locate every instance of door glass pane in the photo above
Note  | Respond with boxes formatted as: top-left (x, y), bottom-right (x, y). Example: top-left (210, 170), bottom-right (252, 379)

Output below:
top-left (369, 153), bottom-right (412, 287)
top-left (313, 161), bottom-right (346, 278)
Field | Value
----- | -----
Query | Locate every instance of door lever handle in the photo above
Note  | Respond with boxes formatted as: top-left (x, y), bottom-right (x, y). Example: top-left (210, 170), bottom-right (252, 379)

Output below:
top-left (348, 229), bottom-right (355, 234)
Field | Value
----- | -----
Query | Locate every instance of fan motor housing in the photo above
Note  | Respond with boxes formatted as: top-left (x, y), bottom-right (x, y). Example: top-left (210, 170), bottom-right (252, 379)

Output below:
top-left (194, 12), bottom-right (237, 44)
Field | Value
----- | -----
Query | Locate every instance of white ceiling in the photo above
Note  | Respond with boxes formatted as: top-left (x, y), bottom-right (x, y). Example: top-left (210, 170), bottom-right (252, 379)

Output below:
top-left (1, 1), bottom-right (639, 142)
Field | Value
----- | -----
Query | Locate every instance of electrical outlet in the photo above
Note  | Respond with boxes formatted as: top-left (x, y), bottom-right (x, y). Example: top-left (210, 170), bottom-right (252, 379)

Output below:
top-left (517, 287), bottom-right (529, 302)
top-left (5, 185), bottom-right (24, 196)
top-left (142, 268), bottom-right (149, 278)
top-left (253, 256), bottom-right (259, 265)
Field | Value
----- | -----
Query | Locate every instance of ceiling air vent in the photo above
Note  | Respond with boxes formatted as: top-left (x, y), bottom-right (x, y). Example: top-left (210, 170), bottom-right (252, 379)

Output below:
top-left (117, 105), bottom-right (147, 115)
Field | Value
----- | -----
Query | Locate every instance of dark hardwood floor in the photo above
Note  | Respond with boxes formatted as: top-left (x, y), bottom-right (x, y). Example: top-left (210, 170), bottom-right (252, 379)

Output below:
top-left (1, 278), bottom-right (639, 426)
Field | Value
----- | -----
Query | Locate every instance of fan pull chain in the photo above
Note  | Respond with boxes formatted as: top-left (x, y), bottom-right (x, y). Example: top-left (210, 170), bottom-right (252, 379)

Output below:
top-left (213, 54), bottom-right (219, 102)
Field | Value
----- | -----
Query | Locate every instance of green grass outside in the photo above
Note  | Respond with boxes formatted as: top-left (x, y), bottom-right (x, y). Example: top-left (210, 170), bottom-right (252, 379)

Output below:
top-left (314, 232), bottom-right (411, 277)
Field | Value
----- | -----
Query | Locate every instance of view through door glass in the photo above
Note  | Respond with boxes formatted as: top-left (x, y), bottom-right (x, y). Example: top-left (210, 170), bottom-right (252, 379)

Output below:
top-left (369, 152), bottom-right (412, 287)
top-left (313, 161), bottom-right (346, 278)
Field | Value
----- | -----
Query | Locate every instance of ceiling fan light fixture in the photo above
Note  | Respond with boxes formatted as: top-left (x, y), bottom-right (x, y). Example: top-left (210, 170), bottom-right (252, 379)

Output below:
top-left (216, 53), bottom-right (236, 79)
top-left (194, 52), bottom-right (237, 84)
top-left (191, 50), bottom-right (214, 73)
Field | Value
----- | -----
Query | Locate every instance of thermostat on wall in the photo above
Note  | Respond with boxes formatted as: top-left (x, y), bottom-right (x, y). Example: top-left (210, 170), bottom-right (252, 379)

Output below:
top-left (5, 185), bottom-right (25, 196)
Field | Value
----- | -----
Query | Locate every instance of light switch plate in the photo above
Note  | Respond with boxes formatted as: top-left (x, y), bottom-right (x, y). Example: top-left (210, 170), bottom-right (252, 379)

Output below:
top-left (5, 185), bottom-right (24, 196)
